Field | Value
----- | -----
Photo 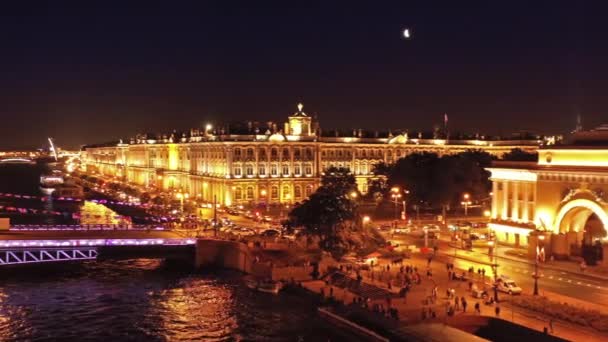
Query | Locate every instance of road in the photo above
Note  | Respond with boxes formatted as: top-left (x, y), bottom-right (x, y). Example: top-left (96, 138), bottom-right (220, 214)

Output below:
top-left (387, 232), bottom-right (608, 308)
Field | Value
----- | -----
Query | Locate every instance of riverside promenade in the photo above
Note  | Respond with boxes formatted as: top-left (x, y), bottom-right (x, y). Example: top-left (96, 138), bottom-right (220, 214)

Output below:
top-left (303, 251), bottom-right (607, 342)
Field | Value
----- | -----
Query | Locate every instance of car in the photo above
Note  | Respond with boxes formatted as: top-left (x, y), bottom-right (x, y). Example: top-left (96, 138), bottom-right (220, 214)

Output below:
top-left (260, 229), bottom-right (280, 238)
top-left (379, 224), bottom-right (392, 231)
top-left (394, 227), bottom-right (411, 234)
top-left (496, 276), bottom-right (522, 295)
top-left (233, 227), bottom-right (255, 236)
top-left (471, 287), bottom-right (488, 299)
top-left (423, 224), bottom-right (441, 232)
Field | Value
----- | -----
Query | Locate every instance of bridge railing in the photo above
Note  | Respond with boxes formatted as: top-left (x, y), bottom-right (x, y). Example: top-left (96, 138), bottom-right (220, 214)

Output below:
top-left (0, 238), bottom-right (196, 248)
top-left (10, 224), bottom-right (170, 231)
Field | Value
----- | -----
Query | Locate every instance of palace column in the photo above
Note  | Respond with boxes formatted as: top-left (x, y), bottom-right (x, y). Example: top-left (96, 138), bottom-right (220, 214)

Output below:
top-left (501, 181), bottom-right (509, 219)
top-left (522, 182), bottom-right (529, 222)
top-left (512, 182), bottom-right (519, 220)
top-left (492, 181), bottom-right (498, 219)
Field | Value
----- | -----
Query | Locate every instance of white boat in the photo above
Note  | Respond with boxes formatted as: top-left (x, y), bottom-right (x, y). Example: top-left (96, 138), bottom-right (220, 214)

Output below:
top-left (51, 183), bottom-right (84, 200)
top-left (245, 277), bottom-right (283, 294)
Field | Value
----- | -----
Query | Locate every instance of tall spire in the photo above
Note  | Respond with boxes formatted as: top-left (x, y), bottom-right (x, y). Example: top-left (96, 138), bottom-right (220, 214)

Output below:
top-left (575, 114), bottom-right (582, 132)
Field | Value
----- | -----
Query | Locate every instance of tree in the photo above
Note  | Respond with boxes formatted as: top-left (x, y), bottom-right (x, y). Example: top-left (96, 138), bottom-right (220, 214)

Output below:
top-left (288, 167), bottom-right (358, 258)
top-left (501, 148), bottom-right (538, 162)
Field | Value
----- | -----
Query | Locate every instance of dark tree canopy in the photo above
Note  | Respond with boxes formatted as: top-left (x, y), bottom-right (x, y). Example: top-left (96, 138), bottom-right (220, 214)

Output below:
top-left (288, 167), bottom-right (358, 257)
top-left (378, 150), bottom-right (493, 209)
top-left (501, 148), bottom-right (538, 162)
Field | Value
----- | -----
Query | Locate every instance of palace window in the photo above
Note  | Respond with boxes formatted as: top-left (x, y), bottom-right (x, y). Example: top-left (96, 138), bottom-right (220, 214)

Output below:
top-left (234, 148), bottom-right (241, 159)
top-left (234, 167), bottom-right (242, 176)
top-left (282, 164), bottom-right (290, 176)
top-left (271, 186), bottom-right (279, 199)
top-left (282, 185), bottom-right (290, 199)
top-left (246, 186), bottom-right (254, 200)
top-left (246, 148), bottom-right (254, 159)
top-left (235, 187), bottom-right (243, 200)
top-left (271, 148), bottom-right (278, 159)
top-left (259, 149), bottom-right (267, 160)
top-left (305, 185), bottom-right (313, 196)
top-left (305, 148), bottom-right (313, 159)
top-left (294, 165), bottom-right (301, 175)
top-left (259, 165), bottom-right (266, 176)
top-left (246, 164), bottom-right (254, 176)
top-left (282, 148), bottom-right (290, 159)
top-left (271, 164), bottom-right (278, 176)
top-left (294, 185), bottom-right (302, 198)
top-left (305, 164), bottom-right (312, 175)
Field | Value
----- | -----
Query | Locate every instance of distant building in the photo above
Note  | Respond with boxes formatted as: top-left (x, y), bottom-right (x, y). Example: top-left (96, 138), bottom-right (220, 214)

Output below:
top-left (82, 104), bottom-right (541, 206)
top-left (487, 124), bottom-right (608, 259)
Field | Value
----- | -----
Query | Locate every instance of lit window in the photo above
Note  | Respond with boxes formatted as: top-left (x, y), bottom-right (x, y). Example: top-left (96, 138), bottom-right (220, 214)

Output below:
top-left (235, 187), bottom-right (242, 200)
top-left (294, 185), bottom-right (302, 198)
top-left (234, 167), bottom-right (241, 176)
top-left (259, 165), bottom-right (266, 176)
top-left (271, 186), bottom-right (279, 199)
top-left (246, 164), bottom-right (253, 176)
top-left (271, 164), bottom-right (278, 176)
top-left (305, 164), bottom-right (312, 175)
top-left (246, 186), bottom-right (254, 199)
top-left (282, 165), bottom-right (290, 175)
top-left (294, 165), bottom-right (301, 175)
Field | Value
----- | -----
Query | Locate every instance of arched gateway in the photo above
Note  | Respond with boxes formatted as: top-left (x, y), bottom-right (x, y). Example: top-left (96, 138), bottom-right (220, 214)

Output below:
top-left (487, 125), bottom-right (608, 263)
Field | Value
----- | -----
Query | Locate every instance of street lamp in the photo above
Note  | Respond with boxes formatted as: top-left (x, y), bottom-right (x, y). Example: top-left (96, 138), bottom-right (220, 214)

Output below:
top-left (534, 234), bottom-right (545, 296)
top-left (260, 189), bottom-right (268, 212)
top-left (390, 187), bottom-right (402, 221)
top-left (488, 239), bottom-right (499, 302)
top-left (461, 193), bottom-right (472, 216)
top-left (350, 191), bottom-right (358, 199)
top-left (363, 215), bottom-right (371, 224)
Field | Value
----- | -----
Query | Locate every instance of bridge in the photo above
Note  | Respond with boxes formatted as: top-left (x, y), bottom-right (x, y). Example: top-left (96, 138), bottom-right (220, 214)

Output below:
top-left (0, 158), bottom-right (35, 164)
top-left (0, 226), bottom-right (197, 266)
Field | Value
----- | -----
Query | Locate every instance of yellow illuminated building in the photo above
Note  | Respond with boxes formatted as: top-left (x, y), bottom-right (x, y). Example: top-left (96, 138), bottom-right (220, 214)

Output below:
top-left (487, 125), bottom-right (608, 258)
top-left (83, 104), bottom-right (540, 207)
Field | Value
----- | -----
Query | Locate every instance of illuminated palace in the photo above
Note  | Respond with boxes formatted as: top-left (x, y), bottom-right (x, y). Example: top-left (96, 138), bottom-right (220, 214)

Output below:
top-left (83, 104), bottom-right (541, 207)
top-left (488, 125), bottom-right (608, 259)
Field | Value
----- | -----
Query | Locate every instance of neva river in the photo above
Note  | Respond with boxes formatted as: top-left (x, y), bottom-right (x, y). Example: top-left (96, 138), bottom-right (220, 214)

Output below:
top-left (0, 164), bottom-right (342, 341)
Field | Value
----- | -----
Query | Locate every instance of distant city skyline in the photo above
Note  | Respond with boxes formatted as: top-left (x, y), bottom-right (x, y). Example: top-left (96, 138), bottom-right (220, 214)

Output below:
top-left (1, 2), bottom-right (605, 149)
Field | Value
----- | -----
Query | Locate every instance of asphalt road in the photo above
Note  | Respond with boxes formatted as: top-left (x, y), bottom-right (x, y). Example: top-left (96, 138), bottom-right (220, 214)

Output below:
top-left (387, 232), bottom-right (608, 307)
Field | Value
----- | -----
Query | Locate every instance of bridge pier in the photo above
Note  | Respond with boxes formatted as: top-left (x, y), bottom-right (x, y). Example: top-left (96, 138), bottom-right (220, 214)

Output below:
top-left (195, 239), bottom-right (253, 273)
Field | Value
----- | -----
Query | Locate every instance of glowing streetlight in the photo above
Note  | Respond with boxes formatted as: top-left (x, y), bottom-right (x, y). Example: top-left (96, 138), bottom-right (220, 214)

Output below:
top-left (205, 123), bottom-right (213, 132)
top-left (461, 193), bottom-right (472, 216)
top-left (363, 216), bottom-right (371, 224)
top-left (260, 189), bottom-right (267, 196)
top-left (483, 210), bottom-right (491, 217)
top-left (350, 191), bottom-right (358, 199)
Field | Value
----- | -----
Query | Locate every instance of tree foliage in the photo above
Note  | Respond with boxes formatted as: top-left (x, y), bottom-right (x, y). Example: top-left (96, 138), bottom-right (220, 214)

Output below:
top-left (287, 167), bottom-right (358, 257)
top-left (501, 148), bottom-right (538, 162)
top-left (381, 150), bottom-right (493, 209)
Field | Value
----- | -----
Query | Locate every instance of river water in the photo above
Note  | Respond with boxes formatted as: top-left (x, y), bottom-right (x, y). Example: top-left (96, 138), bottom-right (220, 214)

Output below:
top-left (0, 164), bottom-right (342, 341)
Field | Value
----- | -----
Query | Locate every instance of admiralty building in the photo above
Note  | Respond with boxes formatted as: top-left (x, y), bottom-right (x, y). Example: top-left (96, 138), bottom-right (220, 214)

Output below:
top-left (82, 104), bottom-right (543, 206)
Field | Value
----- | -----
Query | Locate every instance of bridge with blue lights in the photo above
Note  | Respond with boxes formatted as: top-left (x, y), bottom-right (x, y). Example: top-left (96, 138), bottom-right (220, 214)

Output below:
top-left (0, 226), bottom-right (198, 266)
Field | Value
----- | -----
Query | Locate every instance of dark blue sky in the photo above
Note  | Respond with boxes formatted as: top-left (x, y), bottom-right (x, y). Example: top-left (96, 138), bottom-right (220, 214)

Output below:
top-left (1, 1), bottom-right (606, 149)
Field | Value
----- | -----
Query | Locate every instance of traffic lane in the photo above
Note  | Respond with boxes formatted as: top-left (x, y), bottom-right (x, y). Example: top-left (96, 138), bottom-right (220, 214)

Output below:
top-left (385, 233), bottom-right (608, 304)
top-left (445, 252), bottom-right (608, 305)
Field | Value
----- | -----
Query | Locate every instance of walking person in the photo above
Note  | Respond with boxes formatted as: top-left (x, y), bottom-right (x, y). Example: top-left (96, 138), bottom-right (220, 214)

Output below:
top-left (549, 318), bottom-right (554, 333)
top-left (454, 296), bottom-right (460, 311)
top-left (495, 306), bottom-right (501, 317)
top-left (462, 297), bottom-right (467, 313)
top-left (475, 302), bottom-right (480, 315)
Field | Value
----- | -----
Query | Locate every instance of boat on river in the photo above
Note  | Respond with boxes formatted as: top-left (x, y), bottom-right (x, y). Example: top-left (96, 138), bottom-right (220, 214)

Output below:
top-left (245, 276), bottom-right (284, 294)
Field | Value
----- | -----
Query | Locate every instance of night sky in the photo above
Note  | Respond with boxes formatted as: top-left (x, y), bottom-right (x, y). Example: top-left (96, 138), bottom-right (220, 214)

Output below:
top-left (1, 2), bottom-right (606, 149)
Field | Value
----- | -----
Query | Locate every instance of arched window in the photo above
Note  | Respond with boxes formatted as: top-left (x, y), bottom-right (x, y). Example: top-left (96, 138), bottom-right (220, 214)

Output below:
top-left (235, 187), bottom-right (243, 200)
top-left (282, 148), bottom-right (290, 159)
top-left (245, 164), bottom-right (254, 176)
top-left (282, 185), bottom-right (291, 200)
top-left (294, 148), bottom-right (301, 159)
top-left (294, 185), bottom-right (302, 198)
top-left (305, 148), bottom-right (313, 160)
top-left (271, 186), bottom-right (279, 199)
top-left (246, 148), bottom-right (254, 159)
top-left (282, 164), bottom-right (290, 176)
top-left (246, 186), bottom-right (254, 199)
top-left (259, 149), bottom-right (267, 160)
top-left (271, 148), bottom-right (278, 158)
top-left (234, 148), bottom-right (241, 159)
top-left (305, 185), bottom-right (313, 196)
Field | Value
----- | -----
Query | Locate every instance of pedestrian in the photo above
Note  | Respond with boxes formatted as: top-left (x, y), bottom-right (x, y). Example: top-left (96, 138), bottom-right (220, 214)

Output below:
top-left (549, 318), bottom-right (554, 333)
top-left (475, 302), bottom-right (480, 315)
top-left (468, 281), bottom-right (473, 291)
top-left (446, 289), bottom-right (451, 298)
top-left (462, 297), bottom-right (467, 312)
top-left (454, 296), bottom-right (460, 310)
top-left (580, 261), bottom-right (587, 273)
top-left (481, 269), bottom-right (486, 278)
top-left (495, 306), bottom-right (500, 317)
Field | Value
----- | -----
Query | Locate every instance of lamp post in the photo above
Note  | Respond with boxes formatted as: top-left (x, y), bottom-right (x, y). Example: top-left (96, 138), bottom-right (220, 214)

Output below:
top-left (488, 239), bottom-right (499, 302)
top-left (390, 187), bottom-right (402, 221)
top-left (534, 234), bottom-right (545, 295)
top-left (261, 189), bottom-right (268, 212)
top-left (461, 193), bottom-right (472, 216)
